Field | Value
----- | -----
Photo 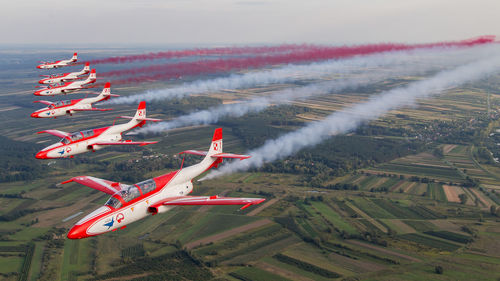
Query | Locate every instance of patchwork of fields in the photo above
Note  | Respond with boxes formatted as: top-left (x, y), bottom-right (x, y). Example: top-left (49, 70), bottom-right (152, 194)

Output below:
top-left (0, 53), bottom-right (499, 280)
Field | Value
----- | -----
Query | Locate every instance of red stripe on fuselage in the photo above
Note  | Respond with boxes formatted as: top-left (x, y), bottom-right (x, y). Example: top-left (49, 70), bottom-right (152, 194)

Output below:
top-left (42, 126), bottom-right (111, 154)
top-left (78, 170), bottom-right (180, 236)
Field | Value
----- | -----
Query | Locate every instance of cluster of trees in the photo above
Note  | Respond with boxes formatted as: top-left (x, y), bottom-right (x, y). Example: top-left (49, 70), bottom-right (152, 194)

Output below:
top-left (260, 135), bottom-right (423, 187)
top-left (0, 136), bottom-right (46, 182)
top-left (93, 251), bottom-right (212, 281)
top-left (220, 105), bottom-right (309, 148)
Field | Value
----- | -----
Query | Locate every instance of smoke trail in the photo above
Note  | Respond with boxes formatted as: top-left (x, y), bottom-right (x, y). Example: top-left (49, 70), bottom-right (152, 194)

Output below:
top-left (110, 43), bottom-right (497, 105)
top-left (110, 51), bottom-right (415, 104)
top-left (101, 36), bottom-right (495, 85)
top-left (130, 44), bottom-right (499, 133)
top-left (201, 54), bottom-right (500, 180)
top-left (77, 44), bottom-right (317, 65)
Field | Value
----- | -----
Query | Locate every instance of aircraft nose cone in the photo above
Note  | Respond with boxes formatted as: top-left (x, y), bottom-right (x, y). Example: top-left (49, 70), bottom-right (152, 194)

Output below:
top-left (38, 80), bottom-right (44, 84)
top-left (67, 226), bottom-right (87, 239)
top-left (35, 150), bottom-right (48, 159)
top-left (33, 91), bottom-right (41, 96)
top-left (30, 112), bottom-right (39, 118)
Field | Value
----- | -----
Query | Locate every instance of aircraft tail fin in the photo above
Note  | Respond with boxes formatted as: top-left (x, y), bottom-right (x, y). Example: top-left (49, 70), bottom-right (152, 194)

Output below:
top-left (120, 101), bottom-right (161, 123)
top-left (199, 128), bottom-right (249, 169)
top-left (86, 69), bottom-right (96, 83)
top-left (82, 62), bottom-right (90, 73)
top-left (133, 101), bottom-right (146, 120)
top-left (207, 128), bottom-right (223, 157)
top-left (71, 52), bottom-right (78, 62)
top-left (98, 82), bottom-right (111, 100)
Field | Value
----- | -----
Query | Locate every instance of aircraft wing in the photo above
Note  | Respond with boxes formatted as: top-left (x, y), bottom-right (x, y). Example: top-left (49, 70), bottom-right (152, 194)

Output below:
top-left (87, 92), bottom-right (120, 97)
top-left (60, 176), bottom-right (123, 195)
top-left (71, 108), bottom-right (113, 112)
top-left (93, 140), bottom-right (158, 146)
top-left (212, 153), bottom-right (251, 160)
top-left (157, 195), bottom-right (265, 210)
top-left (37, 129), bottom-right (70, 138)
top-left (119, 116), bottom-right (162, 122)
top-left (179, 150), bottom-right (250, 160)
top-left (33, 100), bottom-right (54, 106)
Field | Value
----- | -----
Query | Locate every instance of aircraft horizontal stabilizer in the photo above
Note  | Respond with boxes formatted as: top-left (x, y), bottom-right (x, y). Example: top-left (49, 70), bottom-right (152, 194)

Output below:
top-left (61, 176), bottom-right (123, 195)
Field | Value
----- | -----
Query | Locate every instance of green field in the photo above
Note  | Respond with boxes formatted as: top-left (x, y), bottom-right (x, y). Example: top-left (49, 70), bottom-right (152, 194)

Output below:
top-left (0, 50), bottom-right (499, 280)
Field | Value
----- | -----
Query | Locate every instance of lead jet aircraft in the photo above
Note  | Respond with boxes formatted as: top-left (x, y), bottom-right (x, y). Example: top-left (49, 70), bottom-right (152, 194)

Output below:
top-left (31, 82), bottom-right (118, 118)
top-left (62, 128), bottom-right (265, 239)
top-left (37, 52), bottom-right (78, 69)
top-left (35, 101), bottom-right (160, 159)
top-left (38, 62), bottom-right (90, 84)
top-left (34, 69), bottom-right (97, 96)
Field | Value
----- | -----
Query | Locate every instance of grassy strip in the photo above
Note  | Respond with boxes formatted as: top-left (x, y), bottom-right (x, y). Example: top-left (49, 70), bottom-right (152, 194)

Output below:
top-left (215, 232), bottom-right (291, 263)
top-left (273, 253), bottom-right (341, 278)
top-left (402, 220), bottom-right (436, 232)
top-left (19, 243), bottom-right (35, 281)
top-left (408, 205), bottom-right (444, 219)
top-left (423, 231), bottom-right (473, 243)
top-left (122, 244), bottom-right (145, 259)
top-left (229, 267), bottom-right (291, 281)
top-left (371, 199), bottom-right (422, 219)
top-left (311, 201), bottom-right (357, 234)
top-left (399, 233), bottom-right (461, 251)
top-left (93, 250), bottom-right (212, 281)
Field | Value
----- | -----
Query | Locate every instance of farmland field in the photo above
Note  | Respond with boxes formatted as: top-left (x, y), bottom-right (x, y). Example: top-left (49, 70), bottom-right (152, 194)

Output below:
top-left (0, 49), bottom-right (499, 280)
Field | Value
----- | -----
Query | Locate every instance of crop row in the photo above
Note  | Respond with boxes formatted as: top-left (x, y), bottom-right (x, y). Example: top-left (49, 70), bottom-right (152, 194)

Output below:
top-left (273, 253), bottom-right (341, 278)
top-left (408, 205), bottom-right (444, 219)
top-left (402, 220), bottom-right (435, 232)
top-left (214, 232), bottom-right (292, 263)
top-left (371, 199), bottom-right (422, 219)
top-left (424, 231), bottom-right (473, 244)
top-left (19, 243), bottom-right (35, 281)
top-left (399, 233), bottom-right (461, 251)
top-left (122, 244), bottom-right (145, 259)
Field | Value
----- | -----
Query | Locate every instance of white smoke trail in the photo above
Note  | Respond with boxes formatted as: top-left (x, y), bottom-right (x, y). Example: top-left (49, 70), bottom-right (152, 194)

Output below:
top-left (200, 54), bottom-right (500, 180)
top-left (132, 44), bottom-right (499, 134)
top-left (134, 75), bottom-right (391, 133)
top-left (109, 45), bottom-right (495, 105)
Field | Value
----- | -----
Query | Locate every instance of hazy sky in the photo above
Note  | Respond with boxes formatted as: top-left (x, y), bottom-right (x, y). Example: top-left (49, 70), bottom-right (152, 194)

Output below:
top-left (1, 0), bottom-right (498, 45)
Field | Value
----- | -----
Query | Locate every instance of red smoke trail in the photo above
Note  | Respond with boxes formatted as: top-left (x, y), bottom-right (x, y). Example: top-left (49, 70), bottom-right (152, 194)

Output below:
top-left (97, 36), bottom-right (496, 86)
top-left (76, 44), bottom-right (317, 65)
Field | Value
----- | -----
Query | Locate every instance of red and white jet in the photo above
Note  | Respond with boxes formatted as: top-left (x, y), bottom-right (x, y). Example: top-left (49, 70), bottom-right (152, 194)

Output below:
top-left (35, 101), bottom-right (160, 159)
top-left (37, 52), bottom-right (78, 69)
top-left (38, 63), bottom-right (90, 84)
top-left (34, 69), bottom-right (97, 96)
top-left (62, 128), bottom-right (265, 239)
top-left (31, 82), bottom-right (118, 118)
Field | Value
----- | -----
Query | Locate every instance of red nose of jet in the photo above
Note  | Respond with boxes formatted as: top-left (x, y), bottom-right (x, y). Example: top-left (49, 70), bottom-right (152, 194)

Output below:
top-left (67, 225), bottom-right (88, 239)
top-left (30, 112), bottom-right (39, 118)
top-left (35, 150), bottom-right (48, 159)
top-left (37, 65), bottom-right (42, 69)
top-left (33, 90), bottom-right (41, 96)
